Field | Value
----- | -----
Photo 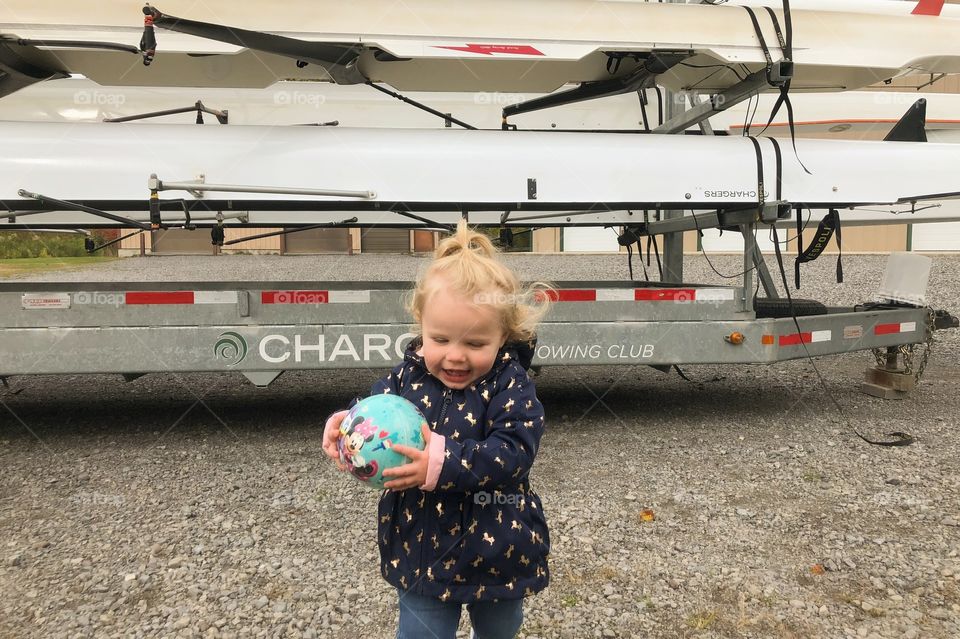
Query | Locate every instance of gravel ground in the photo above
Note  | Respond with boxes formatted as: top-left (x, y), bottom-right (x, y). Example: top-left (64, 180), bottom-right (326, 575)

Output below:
top-left (1, 253), bottom-right (959, 639)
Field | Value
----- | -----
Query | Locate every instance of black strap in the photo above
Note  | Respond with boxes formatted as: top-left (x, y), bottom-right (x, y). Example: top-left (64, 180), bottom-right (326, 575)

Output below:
top-left (795, 209), bottom-right (843, 285)
top-left (757, 2), bottom-right (812, 174)
top-left (762, 7), bottom-right (787, 51)
top-left (795, 205), bottom-right (803, 288)
top-left (742, 7), bottom-right (774, 66)
top-left (762, 87), bottom-right (811, 174)
top-left (782, 0), bottom-right (794, 54)
top-left (639, 222), bottom-right (650, 281)
top-left (770, 224), bottom-right (913, 447)
top-left (834, 210), bottom-right (843, 284)
top-left (654, 87), bottom-right (664, 127)
top-left (746, 137), bottom-right (766, 210)
top-left (769, 137), bottom-right (784, 201)
top-left (857, 431), bottom-right (914, 447)
top-left (796, 210), bottom-right (837, 265)
top-left (650, 233), bottom-right (662, 280)
top-left (638, 91), bottom-right (651, 132)
top-left (627, 235), bottom-right (650, 282)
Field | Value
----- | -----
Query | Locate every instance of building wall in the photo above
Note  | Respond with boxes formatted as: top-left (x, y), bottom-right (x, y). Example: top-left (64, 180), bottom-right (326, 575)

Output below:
top-left (222, 228), bottom-right (284, 254)
top-left (120, 227), bottom-right (285, 255)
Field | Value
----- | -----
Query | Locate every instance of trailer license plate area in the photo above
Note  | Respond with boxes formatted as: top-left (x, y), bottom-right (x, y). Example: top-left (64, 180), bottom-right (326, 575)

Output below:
top-left (21, 293), bottom-right (71, 310)
top-left (843, 325), bottom-right (863, 340)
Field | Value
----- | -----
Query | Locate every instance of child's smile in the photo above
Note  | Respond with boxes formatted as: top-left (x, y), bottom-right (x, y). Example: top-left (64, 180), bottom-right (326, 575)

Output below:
top-left (419, 281), bottom-right (506, 389)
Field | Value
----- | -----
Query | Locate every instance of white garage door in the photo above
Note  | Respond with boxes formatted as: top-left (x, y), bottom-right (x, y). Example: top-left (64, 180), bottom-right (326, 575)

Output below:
top-left (699, 227), bottom-right (778, 253)
top-left (912, 222), bottom-right (960, 251)
top-left (284, 228), bottom-right (352, 254)
top-left (151, 229), bottom-right (213, 255)
top-left (562, 227), bottom-right (621, 252)
top-left (913, 132), bottom-right (960, 250)
top-left (360, 228), bottom-right (411, 253)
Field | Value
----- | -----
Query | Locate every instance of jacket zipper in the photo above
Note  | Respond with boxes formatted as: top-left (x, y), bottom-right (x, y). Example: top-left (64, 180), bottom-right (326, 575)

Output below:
top-left (419, 388), bottom-right (453, 591)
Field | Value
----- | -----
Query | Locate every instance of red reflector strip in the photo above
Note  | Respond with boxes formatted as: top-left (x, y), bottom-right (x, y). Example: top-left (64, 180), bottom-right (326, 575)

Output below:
top-left (874, 321), bottom-right (917, 335)
top-left (125, 291), bottom-right (194, 305)
top-left (779, 330), bottom-right (831, 346)
top-left (635, 288), bottom-right (696, 302)
top-left (261, 290), bottom-right (329, 304)
top-left (543, 288), bottom-right (735, 303)
top-left (779, 332), bottom-right (812, 346)
top-left (545, 289), bottom-right (596, 302)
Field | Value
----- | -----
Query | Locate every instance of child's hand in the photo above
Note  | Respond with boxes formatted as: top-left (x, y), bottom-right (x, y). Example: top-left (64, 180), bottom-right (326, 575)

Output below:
top-left (323, 410), bottom-right (349, 471)
top-left (382, 424), bottom-right (432, 491)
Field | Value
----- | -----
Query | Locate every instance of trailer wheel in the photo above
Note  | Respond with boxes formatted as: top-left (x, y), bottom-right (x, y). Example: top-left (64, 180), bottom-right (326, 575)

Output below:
top-left (754, 298), bottom-right (827, 318)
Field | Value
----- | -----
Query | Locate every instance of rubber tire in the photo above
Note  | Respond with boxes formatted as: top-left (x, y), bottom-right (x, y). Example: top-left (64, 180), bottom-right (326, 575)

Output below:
top-left (754, 297), bottom-right (828, 319)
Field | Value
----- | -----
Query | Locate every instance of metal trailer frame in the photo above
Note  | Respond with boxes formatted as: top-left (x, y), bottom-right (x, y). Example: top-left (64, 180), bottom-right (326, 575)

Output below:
top-left (1, 0), bottom-right (956, 394)
top-left (0, 276), bottom-right (943, 391)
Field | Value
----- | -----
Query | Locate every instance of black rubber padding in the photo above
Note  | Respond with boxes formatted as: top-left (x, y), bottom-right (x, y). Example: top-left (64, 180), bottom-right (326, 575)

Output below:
top-left (754, 297), bottom-right (828, 318)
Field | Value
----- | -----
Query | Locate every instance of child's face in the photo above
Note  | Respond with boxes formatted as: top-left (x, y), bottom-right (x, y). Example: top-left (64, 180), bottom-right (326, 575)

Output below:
top-left (420, 285), bottom-right (506, 390)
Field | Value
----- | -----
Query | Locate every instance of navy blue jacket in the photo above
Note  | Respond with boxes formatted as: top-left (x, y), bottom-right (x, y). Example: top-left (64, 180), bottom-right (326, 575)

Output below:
top-left (370, 337), bottom-right (549, 603)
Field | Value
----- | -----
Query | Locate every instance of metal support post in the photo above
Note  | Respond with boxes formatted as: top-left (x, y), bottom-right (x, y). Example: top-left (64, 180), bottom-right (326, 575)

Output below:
top-left (862, 346), bottom-right (916, 400)
top-left (660, 62), bottom-right (684, 282)
top-left (654, 66), bottom-right (786, 134)
top-left (740, 225), bottom-right (779, 299)
top-left (740, 224), bottom-right (754, 313)
top-left (689, 94), bottom-right (714, 136)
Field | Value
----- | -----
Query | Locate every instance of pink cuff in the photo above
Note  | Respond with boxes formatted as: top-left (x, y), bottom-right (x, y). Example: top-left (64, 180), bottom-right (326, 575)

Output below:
top-left (419, 434), bottom-right (446, 491)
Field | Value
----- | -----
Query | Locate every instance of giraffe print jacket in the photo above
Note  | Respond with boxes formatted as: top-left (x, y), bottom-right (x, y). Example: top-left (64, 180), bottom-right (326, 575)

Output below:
top-left (372, 337), bottom-right (550, 603)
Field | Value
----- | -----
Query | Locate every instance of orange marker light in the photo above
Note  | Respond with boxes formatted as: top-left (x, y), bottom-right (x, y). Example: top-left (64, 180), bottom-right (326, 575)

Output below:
top-left (761, 334), bottom-right (775, 346)
top-left (725, 332), bottom-right (745, 345)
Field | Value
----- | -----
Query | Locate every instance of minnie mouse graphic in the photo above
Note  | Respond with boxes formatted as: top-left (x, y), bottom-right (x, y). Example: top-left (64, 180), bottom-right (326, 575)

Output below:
top-left (338, 414), bottom-right (380, 481)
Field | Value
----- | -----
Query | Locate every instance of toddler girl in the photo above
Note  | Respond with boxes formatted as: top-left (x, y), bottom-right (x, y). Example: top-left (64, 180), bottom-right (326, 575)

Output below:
top-left (323, 220), bottom-right (552, 639)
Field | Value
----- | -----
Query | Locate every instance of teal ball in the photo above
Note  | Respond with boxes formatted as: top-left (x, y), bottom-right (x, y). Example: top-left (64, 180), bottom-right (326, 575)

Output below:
top-left (337, 394), bottom-right (427, 489)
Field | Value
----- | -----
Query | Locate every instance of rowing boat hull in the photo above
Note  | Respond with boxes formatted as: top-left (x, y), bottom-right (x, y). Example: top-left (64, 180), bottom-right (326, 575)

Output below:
top-left (2, 122), bottom-right (957, 228)
top-left (3, 0), bottom-right (960, 93)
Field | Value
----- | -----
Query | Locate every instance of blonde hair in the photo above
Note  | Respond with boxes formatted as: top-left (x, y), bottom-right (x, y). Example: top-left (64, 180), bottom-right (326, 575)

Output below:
top-left (409, 220), bottom-right (553, 343)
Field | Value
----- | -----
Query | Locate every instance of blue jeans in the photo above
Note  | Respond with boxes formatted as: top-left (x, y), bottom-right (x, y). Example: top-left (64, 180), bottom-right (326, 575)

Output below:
top-left (396, 589), bottom-right (524, 639)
